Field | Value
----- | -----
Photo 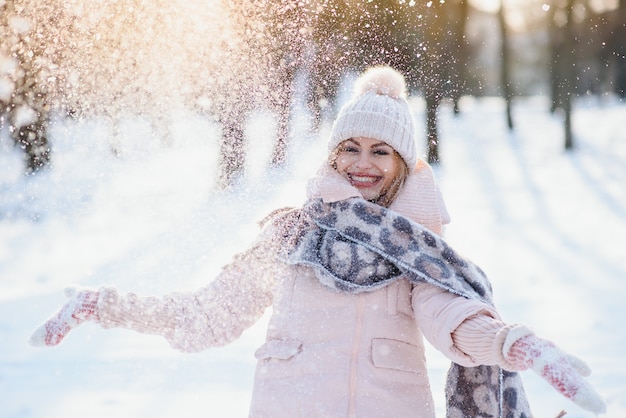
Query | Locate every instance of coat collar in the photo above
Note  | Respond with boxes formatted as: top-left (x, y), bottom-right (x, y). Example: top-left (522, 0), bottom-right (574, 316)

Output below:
top-left (305, 160), bottom-right (445, 235)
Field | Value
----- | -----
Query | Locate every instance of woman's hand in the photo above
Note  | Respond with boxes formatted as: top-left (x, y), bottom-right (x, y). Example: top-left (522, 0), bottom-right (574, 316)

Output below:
top-left (30, 288), bottom-right (100, 347)
top-left (504, 328), bottom-right (606, 415)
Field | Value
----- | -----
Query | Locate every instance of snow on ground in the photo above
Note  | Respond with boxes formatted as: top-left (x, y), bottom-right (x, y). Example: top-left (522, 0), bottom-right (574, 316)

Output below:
top-left (0, 95), bottom-right (625, 418)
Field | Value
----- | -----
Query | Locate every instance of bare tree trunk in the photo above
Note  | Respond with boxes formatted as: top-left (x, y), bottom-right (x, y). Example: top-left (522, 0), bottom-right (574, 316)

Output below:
top-left (422, 1), bottom-right (447, 165)
top-left (270, 66), bottom-right (296, 167)
top-left (271, 99), bottom-right (290, 166)
top-left (564, 94), bottom-right (573, 150)
top-left (1, 0), bottom-right (51, 174)
top-left (450, 0), bottom-right (469, 116)
top-left (498, 1), bottom-right (514, 130)
top-left (563, 0), bottom-right (575, 150)
top-left (426, 94), bottom-right (440, 164)
top-left (547, 0), bottom-right (575, 149)
top-left (608, 3), bottom-right (626, 97)
top-left (13, 121), bottom-right (50, 173)
top-left (547, 1), bottom-right (561, 114)
top-left (218, 117), bottom-right (246, 188)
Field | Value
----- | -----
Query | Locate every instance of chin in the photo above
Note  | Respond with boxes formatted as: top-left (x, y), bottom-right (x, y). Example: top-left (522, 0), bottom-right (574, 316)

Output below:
top-left (357, 189), bottom-right (382, 201)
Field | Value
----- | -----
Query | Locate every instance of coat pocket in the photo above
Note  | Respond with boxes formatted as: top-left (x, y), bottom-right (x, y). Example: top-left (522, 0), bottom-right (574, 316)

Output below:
top-left (371, 338), bottom-right (426, 380)
top-left (254, 339), bottom-right (303, 361)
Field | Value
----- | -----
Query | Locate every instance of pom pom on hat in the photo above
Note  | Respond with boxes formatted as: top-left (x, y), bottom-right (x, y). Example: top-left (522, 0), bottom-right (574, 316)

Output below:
top-left (353, 66), bottom-right (408, 100)
top-left (328, 66), bottom-right (417, 169)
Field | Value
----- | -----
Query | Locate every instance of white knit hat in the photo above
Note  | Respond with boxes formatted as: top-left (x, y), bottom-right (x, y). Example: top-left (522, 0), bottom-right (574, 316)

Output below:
top-left (328, 66), bottom-right (417, 169)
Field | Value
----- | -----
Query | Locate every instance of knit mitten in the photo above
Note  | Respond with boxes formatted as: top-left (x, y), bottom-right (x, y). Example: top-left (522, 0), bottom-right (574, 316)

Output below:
top-left (503, 326), bottom-right (606, 415)
top-left (30, 288), bottom-right (100, 347)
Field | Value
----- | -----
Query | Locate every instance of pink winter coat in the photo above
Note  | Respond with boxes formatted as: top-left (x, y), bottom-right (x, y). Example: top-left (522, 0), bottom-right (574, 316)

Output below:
top-left (97, 161), bottom-right (511, 418)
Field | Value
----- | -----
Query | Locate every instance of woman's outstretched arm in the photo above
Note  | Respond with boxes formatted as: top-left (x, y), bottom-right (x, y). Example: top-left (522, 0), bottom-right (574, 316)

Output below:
top-left (30, 223), bottom-right (285, 352)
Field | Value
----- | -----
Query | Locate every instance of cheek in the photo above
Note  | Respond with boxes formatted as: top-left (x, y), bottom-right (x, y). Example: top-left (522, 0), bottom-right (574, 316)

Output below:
top-left (383, 161), bottom-right (398, 174)
top-left (335, 156), bottom-right (352, 171)
top-left (382, 162), bottom-right (401, 184)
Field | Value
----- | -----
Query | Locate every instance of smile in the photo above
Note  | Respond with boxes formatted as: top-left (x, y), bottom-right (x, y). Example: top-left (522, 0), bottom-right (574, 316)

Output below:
top-left (348, 174), bottom-right (382, 187)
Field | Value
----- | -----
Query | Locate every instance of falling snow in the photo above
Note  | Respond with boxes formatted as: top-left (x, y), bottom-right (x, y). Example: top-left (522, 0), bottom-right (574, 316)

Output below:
top-left (1, 0), bottom-right (625, 417)
top-left (1, 93), bottom-right (625, 417)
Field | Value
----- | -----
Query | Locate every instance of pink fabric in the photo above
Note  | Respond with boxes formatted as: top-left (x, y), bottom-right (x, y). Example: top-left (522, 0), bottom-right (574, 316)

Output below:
top-left (452, 314), bottom-right (514, 367)
top-left (251, 268), bottom-right (436, 417)
top-left (306, 159), bottom-right (450, 234)
top-left (305, 163), bottom-right (359, 203)
top-left (389, 159), bottom-right (451, 234)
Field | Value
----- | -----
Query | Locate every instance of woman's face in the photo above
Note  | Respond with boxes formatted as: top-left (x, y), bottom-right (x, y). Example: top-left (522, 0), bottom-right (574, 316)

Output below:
top-left (334, 137), bottom-right (403, 202)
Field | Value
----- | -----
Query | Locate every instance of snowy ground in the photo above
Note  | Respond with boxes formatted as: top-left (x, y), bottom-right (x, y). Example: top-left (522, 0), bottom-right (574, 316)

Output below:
top-left (1, 95), bottom-right (625, 418)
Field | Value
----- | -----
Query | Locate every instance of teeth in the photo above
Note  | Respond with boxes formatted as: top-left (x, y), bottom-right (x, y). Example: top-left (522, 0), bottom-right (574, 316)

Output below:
top-left (351, 175), bottom-right (377, 183)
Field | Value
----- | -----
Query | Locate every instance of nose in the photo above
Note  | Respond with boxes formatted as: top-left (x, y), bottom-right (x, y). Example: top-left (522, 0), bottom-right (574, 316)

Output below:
top-left (354, 152), bottom-right (373, 169)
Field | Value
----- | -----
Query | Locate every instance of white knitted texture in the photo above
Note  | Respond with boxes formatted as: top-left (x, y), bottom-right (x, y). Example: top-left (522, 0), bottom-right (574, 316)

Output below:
top-left (329, 67), bottom-right (417, 169)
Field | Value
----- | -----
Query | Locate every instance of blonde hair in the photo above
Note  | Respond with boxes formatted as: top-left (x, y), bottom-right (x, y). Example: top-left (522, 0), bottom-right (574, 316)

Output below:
top-left (328, 144), bottom-right (409, 208)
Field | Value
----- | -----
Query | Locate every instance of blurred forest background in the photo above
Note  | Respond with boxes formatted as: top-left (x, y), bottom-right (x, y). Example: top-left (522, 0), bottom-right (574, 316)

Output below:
top-left (1, 0), bottom-right (625, 186)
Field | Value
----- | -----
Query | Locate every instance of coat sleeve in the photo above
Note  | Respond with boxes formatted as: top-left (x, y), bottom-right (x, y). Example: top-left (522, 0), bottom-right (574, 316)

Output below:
top-left (411, 282), bottom-right (505, 367)
top-left (97, 224), bottom-right (285, 353)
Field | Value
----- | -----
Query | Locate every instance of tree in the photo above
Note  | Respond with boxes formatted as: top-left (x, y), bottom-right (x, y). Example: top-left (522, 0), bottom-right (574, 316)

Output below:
top-left (604, 1), bottom-right (626, 97)
top-left (420, 0), bottom-right (450, 164)
top-left (548, 0), bottom-right (577, 149)
top-left (498, 1), bottom-right (514, 130)
top-left (215, 0), bottom-right (316, 185)
top-left (0, 0), bottom-right (51, 173)
top-left (306, 0), bottom-right (352, 130)
top-left (448, 0), bottom-right (470, 115)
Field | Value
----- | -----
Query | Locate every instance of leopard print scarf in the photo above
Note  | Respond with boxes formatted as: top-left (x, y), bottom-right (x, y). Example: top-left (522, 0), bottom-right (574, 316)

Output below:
top-left (286, 197), bottom-right (532, 418)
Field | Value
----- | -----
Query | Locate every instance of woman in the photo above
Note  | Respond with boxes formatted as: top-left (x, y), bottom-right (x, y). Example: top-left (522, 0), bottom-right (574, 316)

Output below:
top-left (31, 67), bottom-right (605, 417)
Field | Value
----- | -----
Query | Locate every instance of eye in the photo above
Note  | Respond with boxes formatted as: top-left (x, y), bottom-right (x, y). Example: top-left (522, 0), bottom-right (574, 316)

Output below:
top-left (373, 148), bottom-right (391, 156)
top-left (340, 145), bottom-right (359, 153)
